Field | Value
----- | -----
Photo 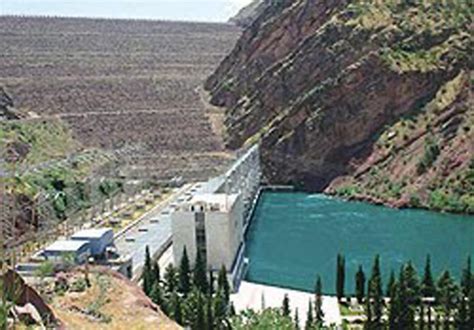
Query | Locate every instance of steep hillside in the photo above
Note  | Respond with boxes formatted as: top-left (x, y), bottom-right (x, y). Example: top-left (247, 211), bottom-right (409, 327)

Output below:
top-left (229, 0), bottom-right (265, 27)
top-left (1, 89), bottom-right (121, 247)
top-left (206, 1), bottom-right (473, 213)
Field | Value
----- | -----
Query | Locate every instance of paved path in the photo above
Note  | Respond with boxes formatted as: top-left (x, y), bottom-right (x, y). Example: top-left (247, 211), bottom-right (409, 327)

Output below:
top-left (231, 281), bottom-right (342, 327)
top-left (115, 185), bottom-right (190, 275)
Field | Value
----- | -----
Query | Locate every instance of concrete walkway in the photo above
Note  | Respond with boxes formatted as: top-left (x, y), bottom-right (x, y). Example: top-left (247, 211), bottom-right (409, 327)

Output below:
top-left (231, 281), bottom-right (342, 327)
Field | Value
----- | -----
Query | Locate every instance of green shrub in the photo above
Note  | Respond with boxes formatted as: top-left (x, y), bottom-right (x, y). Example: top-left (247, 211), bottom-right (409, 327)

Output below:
top-left (417, 136), bottom-right (440, 174)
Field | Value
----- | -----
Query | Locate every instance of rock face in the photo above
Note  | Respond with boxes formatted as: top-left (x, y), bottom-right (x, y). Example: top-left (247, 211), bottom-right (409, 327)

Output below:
top-left (229, 0), bottom-right (266, 27)
top-left (206, 1), bottom-right (473, 213)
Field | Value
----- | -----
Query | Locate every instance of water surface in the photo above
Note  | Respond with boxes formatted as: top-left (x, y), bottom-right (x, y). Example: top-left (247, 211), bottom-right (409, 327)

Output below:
top-left (245, 192), bottom-right (474, 294)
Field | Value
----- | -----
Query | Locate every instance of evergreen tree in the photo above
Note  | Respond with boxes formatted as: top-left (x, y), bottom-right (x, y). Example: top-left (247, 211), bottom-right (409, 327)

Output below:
top-left (314, 275), bottom-right (324, 326)
top-left (294, 308), bottom-right (300, 330)
top-left (143, 245), bottom-right (153, 295)
top-left (194, 292), bottom-right (206, 330)
top-left (461, 256), bottom-right (471, 297)
top-left (369, 255), bottom-right (383, 326)
top-left (208, 270), bottom-right (214, 296)
top-left (150, 281), bottom-right (165, 312)
top-left (194, 251), bottom-right (208, 294)
top-left (388, 280), bottom-right (399, 329)
top-left (336, 254), bottom-right (345, 301)
top-left (229, 302), bottom-right (236, 317)
top-left (419, 302), bottom-right (425, 330)
top-left (404, 262), bottom-right (421, 305)
top-left (282, 294), bottom-right (291, 318)
top-left (398, 265), bottom-right (415, 329)
top-left (386, 270), bottom-right (396, 297)
top-left (153, 261), bottom-right (160, 286)
top-left (427, 300), bottom-right (432, 329)
top-left (213, 290), bottom-right (228, 328)
top-left (305, 300), bottom-right (314, 330)
top-left (436, 271), bottom-right (459, 330)
top-left (206, 297), bottom-right (214, 330)
top-left (364, 288), bottom-right (372, 329)
top-left (422, 255), bottom-right (435, 297)
top-left (468, 278), bottom-right (474, 329)
top-left (179, 247), bottom-right (191, 296)
top-left (217, 265), bottom-right (230, 303)
top-left (455, 292), bottom-right (468, 330)
top-left (355, 265), bottom-right (366, 304)
top-left (171, 292), bottom-right (183, 325)
top-left (164, 263), bottom-right (178, 293)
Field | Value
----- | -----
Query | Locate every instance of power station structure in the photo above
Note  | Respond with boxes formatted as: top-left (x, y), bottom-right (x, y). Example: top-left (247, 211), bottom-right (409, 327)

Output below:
top-left (171, 145), bottom-right (261, 290)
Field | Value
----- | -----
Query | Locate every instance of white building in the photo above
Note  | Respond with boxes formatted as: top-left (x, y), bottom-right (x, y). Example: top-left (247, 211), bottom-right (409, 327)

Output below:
top-left (171, 144), bottom-right (261, 290)
top-left (172, 193), bottom-right (247, 289)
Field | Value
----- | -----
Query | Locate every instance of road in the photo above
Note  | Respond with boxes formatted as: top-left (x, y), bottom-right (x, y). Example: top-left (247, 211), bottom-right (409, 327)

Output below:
top-left (114, 184), bottom-right (190, 275)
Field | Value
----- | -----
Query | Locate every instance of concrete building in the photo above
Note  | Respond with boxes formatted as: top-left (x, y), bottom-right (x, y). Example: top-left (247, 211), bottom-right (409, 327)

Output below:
top-left (172, 193), bottom-right (246, 289)
top-left (43, 240), bottom-right (90, 264)
top-left (70, 228), bottom-right (114, 257)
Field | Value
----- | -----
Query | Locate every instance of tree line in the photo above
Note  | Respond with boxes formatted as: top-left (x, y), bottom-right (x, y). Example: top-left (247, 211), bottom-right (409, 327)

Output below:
top-left (141, 246), bottom-right (233, 329)
top-left (335, 253), bottom-right (473, 329)
top-left (142, 246), bottom-right (473, 329)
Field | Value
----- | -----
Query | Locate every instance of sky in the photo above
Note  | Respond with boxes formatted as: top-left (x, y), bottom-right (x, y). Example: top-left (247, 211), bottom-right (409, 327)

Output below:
top-left (0, 0), bottom-right (253, 22)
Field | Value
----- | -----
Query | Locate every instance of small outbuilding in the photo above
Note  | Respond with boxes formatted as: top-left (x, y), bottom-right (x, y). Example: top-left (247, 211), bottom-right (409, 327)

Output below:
top-left (70, 228), bottom-right (114, 257)
top-left (43, 240), bottom-right (90, 264)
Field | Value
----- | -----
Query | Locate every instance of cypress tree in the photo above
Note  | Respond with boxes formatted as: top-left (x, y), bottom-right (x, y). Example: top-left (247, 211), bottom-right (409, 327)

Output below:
top-left (153, 262), bottom-right (160, 286)
top-left (314, 275), bottom-right (324, 326)
top-left (404, 262), bottom-right (421, 305)
top-left (427, 300), bottom-right (433, 329)
top-left (398, 265), bottom-right (415, 329)
top-left (294, 308), bottom-right (300, 330)
top-left (422, 255), bottom-right (435, 297)
top-left (355, 265), bottom-right (366, 304)
top-left (206, 297), bottom-right (214, 330)
top-left (213, 290), bottom-right (227, 325)
top-left (179, 247), bottom-right (191, 296)
top-left (305, 300), bottom-right (313, 330)
top-left (194, 292), bottom-right (206, 330)
top-left (455, 293), bottom-right (468, 330)
top-left (419, 302), bottom-right (425, 330)
top-left (229, 302), bottom-right (236, 317)
top-left (437, 271), bottom-right (458, 330)
top-left (461, 256), bottom-right (471, 297)
top-left (336, 254), bottom-right (345, 301)
top-left (364, 288), bottom-right (372, 329)
top-left (369, 255), bottom-right (383, 326)
top-left (468, 278), bottom-right (474, 329)
top-left (164, 263), bottom-right (178, 293)
top-left (427, 299), bottom-right (432, 329)
top-left (171, 292), bottom-right (183, 325)
top-left (194, 251), bottom-right (208, 294)
top-left (282, 294), bottom-right (291, 318)
top-left (386, 270), bottom-right (396, 297)
top-left (143, 245), bottom-right (153, 295)
top-left (208, 270), bottom-right (214, 296)
top-left (150, 281), bottom-right (165, 312)
top-left (388, 280), bottom-right (399, 329)
top-left (217, 265), bottom-right (230, 303)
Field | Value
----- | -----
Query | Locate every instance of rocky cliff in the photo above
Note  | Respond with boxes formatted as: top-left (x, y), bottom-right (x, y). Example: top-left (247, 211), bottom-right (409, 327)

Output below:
top-left (229, 0), bottom-right (265, 27)
top-left (206, 1), bottom-right (473, 213)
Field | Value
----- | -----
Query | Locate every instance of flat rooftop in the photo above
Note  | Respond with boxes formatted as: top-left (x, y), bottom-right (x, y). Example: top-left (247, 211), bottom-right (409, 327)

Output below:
top-left (45, 240), bottom-right (89, 252)
top-left (183, 193), bottom-right (239, 212)
top-left (71, 228), bottom-right (113, 239)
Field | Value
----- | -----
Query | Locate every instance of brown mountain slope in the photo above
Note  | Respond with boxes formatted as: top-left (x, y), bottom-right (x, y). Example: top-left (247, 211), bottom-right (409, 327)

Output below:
top-left (206, 1), bottom-right (473, 213)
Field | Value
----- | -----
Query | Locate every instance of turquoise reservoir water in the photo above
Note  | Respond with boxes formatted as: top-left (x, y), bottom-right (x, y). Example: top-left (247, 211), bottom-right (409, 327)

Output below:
top-left (245, 192), bottom-right (474, 294)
